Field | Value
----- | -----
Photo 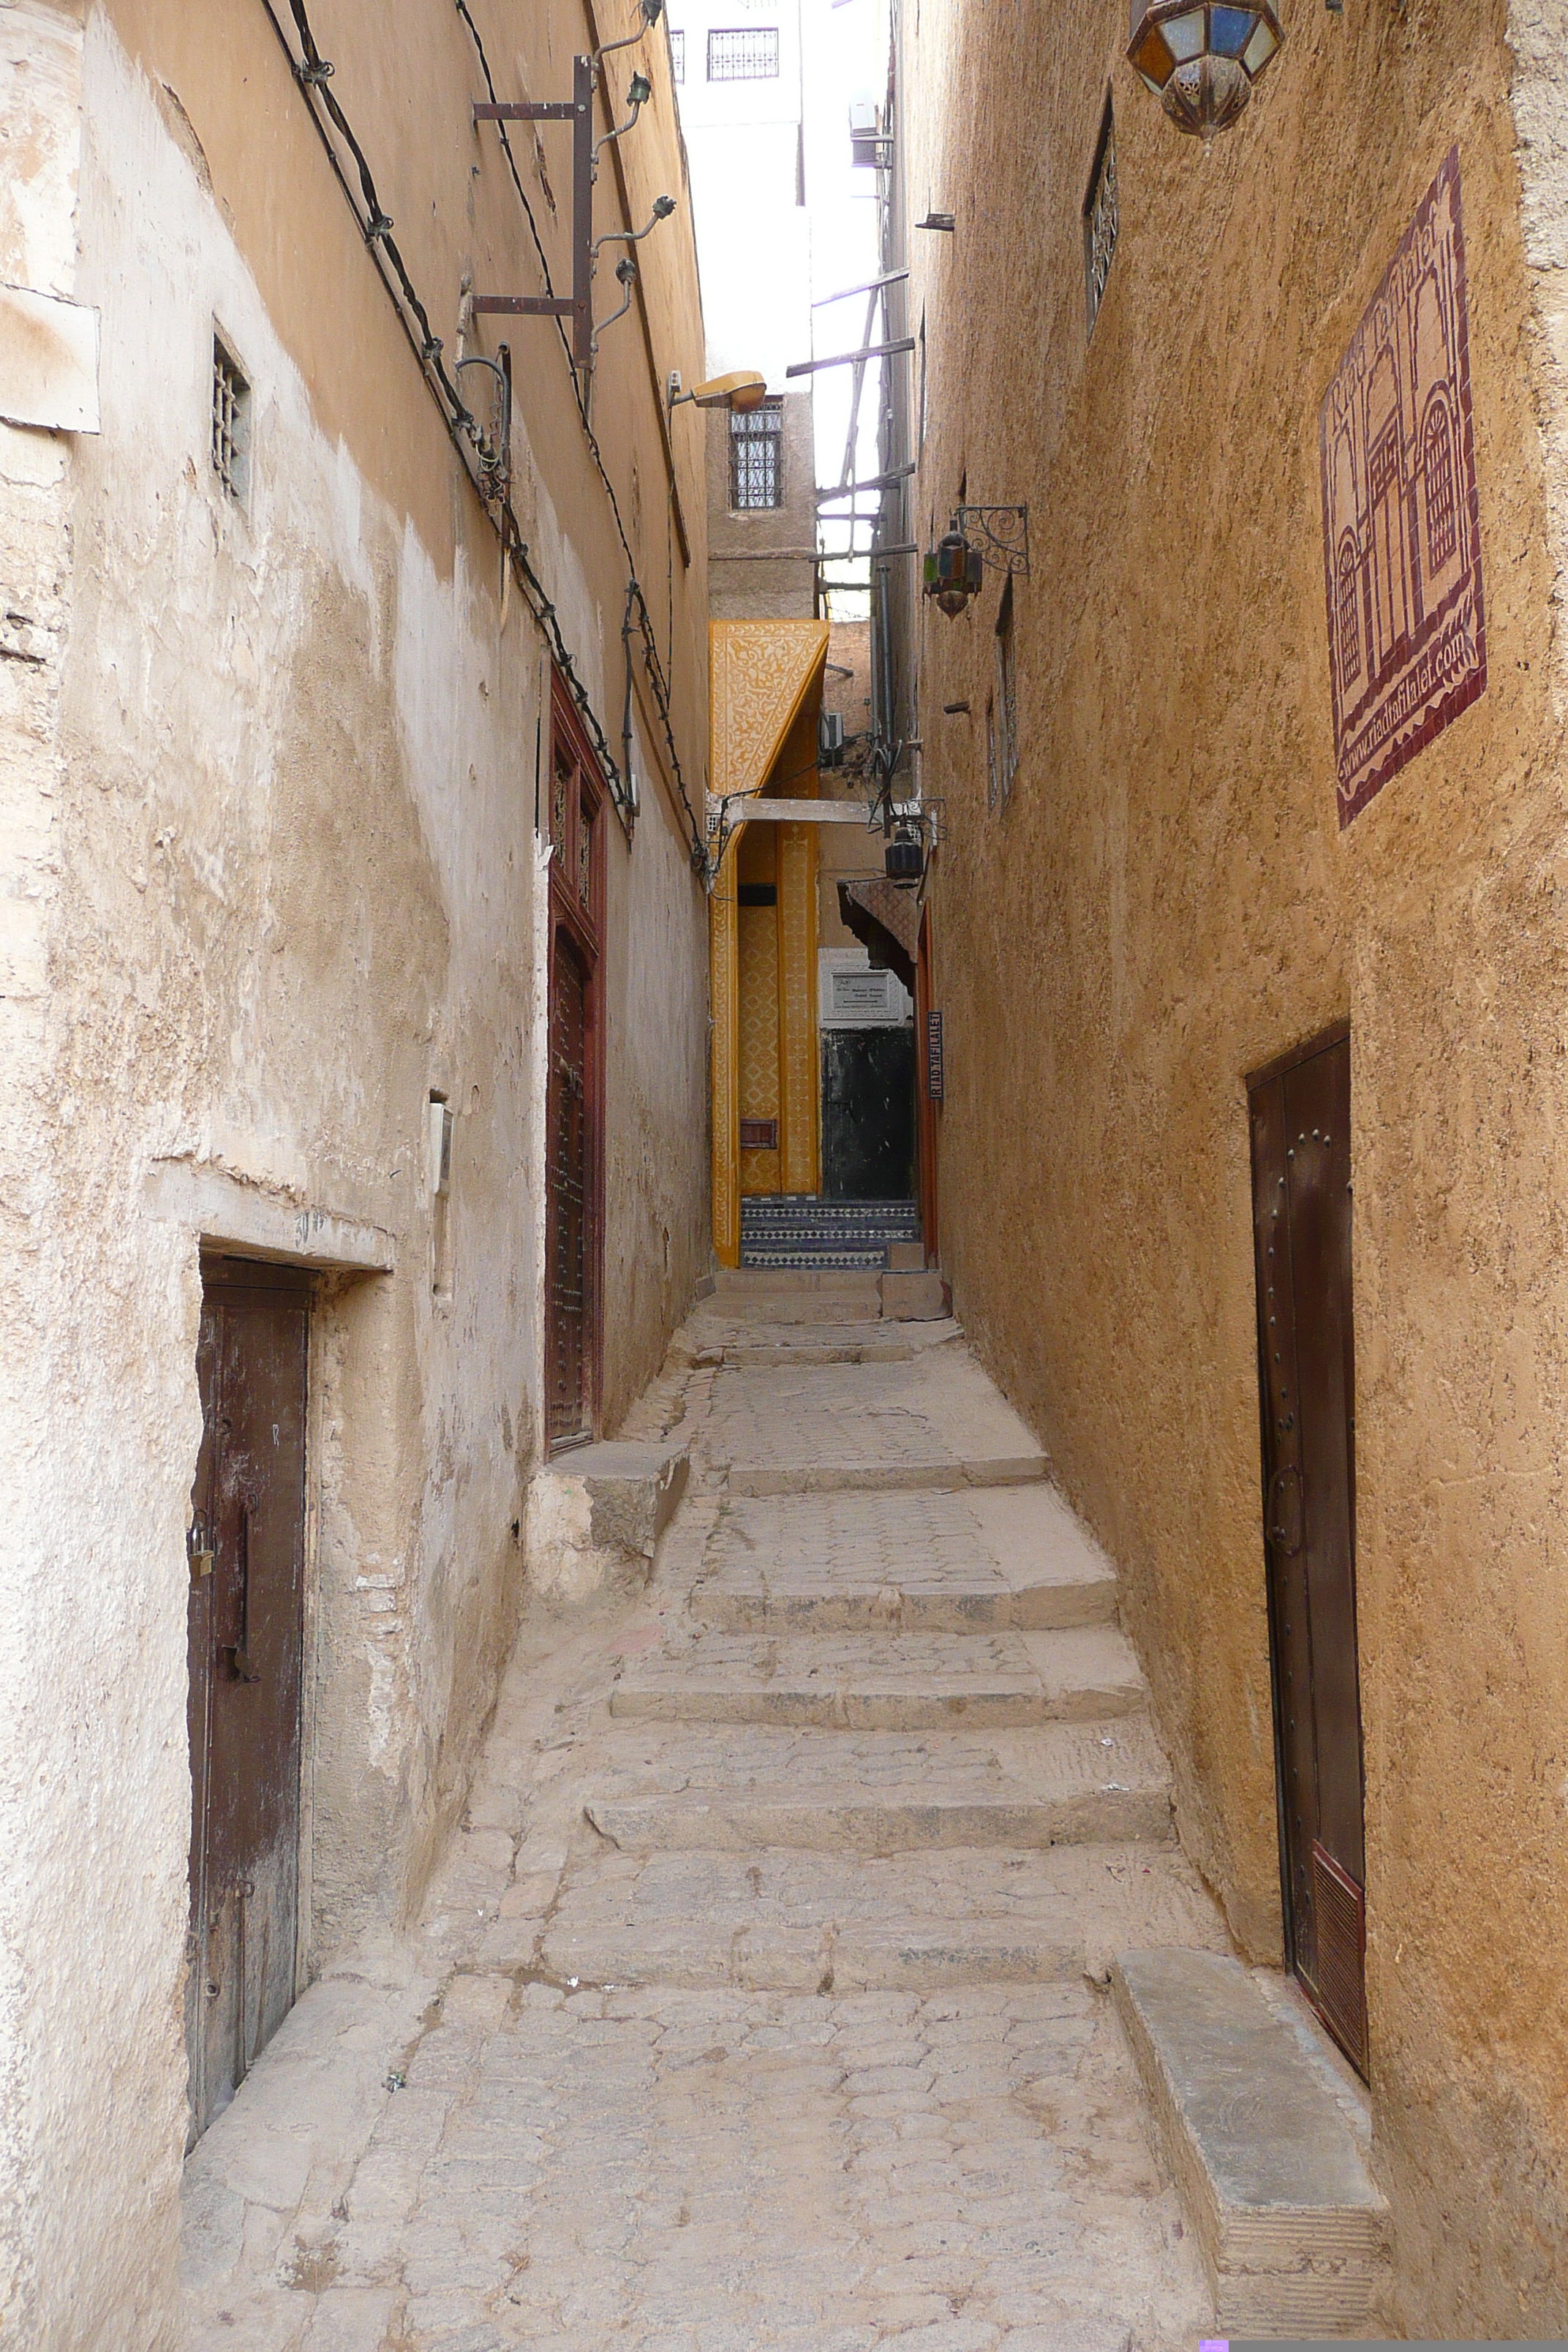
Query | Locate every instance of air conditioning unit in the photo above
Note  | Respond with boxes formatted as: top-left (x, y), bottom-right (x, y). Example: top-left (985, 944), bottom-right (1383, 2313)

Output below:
top-left (819, 711), bottom-right (845, 768)
top-left (848, 99), bottom-right (892, 170)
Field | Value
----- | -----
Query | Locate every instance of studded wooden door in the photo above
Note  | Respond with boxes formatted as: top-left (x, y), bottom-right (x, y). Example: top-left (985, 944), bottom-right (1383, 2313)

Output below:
top-left (544, 674), bottom-right (603, 1453)
top-left (1248, 1029), bottom-right (1368, 2076)
top-left (546, 930), bottom-right (589, 1447)
top-left (186, 1258), bottom-right (309, 2146)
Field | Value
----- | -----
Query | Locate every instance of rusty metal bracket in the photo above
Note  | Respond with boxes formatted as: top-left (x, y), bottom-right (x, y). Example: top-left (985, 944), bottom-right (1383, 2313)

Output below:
top-left (471, 54), bottom-right (595, 371)
top-left (956, 505), bottom-right (1030, 576)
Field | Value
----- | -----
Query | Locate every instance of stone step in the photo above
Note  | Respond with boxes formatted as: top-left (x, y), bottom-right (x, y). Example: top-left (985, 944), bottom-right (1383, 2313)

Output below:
top-left (583, 1716), bottom-right (1173, 1855)
top-left (608, 1626), bottom-right (1146, 1730)
top-left (693, 1485), bottom-right (1119, 1633)
top-left (741, 1247), bottom-right (891, 1270)
top-left (711, 1268), bottom-right (886, 1324)
top-left (727, 1453), bottom-right (1047, 1496)
top-left (1112, 1948), bottom-right (1389, 2338)
top-left (535, 1842), bottom-right (1230, 1992)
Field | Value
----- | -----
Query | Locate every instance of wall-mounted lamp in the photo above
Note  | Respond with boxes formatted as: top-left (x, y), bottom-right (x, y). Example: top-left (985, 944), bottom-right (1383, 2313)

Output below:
top-left (922, 505), bottom-right (1029, 619)
top-left (1127, 1), bottom-right (1284, 138)
top-left (667, 368), bottom-right (768, 415)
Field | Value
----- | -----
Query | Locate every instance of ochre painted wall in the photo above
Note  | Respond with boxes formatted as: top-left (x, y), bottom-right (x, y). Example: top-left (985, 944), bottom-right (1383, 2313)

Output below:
top-left (903, 0), bottom-right (1568, 2329)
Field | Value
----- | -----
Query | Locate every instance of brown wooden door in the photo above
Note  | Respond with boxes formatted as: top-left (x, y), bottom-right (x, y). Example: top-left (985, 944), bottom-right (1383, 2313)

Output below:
top-left (186, 1258), bottom-right (309, 2144)
top-left (546, 928), bottom-right (589, 1447)
top-left (1248, 1029), bottom-right (1368, 2076)
top-left (543, 672), bottom-right (603, 1453)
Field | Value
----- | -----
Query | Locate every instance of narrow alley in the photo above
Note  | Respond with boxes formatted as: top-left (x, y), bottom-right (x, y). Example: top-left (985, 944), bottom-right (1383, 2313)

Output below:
top-left (182, 1277), bottom-right (1379, 2351)
top-left (7, 0), bottom-right (1568, 2341)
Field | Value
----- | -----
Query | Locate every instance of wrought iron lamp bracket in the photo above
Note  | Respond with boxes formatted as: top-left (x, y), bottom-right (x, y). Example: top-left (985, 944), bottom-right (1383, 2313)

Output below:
top-left (955, 505), bottom-right (1029, 576)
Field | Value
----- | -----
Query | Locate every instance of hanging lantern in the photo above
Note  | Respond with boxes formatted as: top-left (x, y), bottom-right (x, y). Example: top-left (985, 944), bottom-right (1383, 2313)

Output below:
top-left (1127, 2), bottom-right (1284, 138)
top-left (885, 826), bottom-right (925, 887)
top-left (923, 527), bottom-right (984, 619)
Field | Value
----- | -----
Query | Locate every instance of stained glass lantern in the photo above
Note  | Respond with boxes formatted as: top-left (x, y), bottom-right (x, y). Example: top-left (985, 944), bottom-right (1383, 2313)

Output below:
top-left (1126, 1), bottom-right (1284, 138)
top-left (923, 527), bottom-right (984, 619)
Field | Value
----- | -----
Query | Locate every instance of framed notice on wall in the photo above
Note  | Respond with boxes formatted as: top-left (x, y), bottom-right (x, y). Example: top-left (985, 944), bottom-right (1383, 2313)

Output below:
top-left (926, 1010), bottom-right (944, 1102)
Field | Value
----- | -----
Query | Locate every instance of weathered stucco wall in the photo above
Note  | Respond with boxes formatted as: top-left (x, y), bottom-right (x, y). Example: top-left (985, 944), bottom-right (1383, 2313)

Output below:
top-left (905, 0), bottom-right (1567, 2331)
top-left (0, 0), bottom-right (711, 2340)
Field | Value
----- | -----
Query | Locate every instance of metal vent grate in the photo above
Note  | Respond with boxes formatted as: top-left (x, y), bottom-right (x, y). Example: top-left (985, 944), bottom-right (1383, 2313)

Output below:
top-left (739, 1117), bottom-right (778, 1151)
top-left (1311, 1840), bottom-right (1369, 2078)
top-left (211, 336), bottom-right (251, 505)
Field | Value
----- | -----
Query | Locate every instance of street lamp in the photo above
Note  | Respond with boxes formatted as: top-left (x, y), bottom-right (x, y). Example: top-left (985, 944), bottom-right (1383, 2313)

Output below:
top-left (1126, 1), bottom-right (1284, 139)
top-left (667, 369), bottom-right (768, 415)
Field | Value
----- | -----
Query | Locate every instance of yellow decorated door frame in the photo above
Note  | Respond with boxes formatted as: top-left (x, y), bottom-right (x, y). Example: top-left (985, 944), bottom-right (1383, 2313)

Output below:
top-left (708, 619), bottom-right (830, 1267)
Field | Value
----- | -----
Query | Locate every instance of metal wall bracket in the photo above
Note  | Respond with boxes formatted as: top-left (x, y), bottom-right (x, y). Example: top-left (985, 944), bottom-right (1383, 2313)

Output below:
top-left (956, 505), bottom-right (1029, 576)
top-left (471, 56), bottom-right (595, 370)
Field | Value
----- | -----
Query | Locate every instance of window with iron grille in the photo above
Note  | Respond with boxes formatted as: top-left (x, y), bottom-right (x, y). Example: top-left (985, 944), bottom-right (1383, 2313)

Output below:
top-left (211, 334), bottom-right (251, 505)
top-left (1082, 93), bottom-right (1118, 343)
top-left (993, 577), bottom-right (1018, 810)
top-left (668, 27), bottom-right (685, 80)
top-left (707, 25), bottom-right (780, 79)
top-left (729, 398), bottom-right (783, 510)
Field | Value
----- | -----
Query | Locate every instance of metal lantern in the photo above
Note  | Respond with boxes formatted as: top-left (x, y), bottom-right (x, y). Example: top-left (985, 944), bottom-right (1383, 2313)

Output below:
top-left (1127, 1), bottom-right (1284, 139)
top-left (923, 527), bottom-right (984, 619)
top-left (885, 831), bottom-right (924, 887)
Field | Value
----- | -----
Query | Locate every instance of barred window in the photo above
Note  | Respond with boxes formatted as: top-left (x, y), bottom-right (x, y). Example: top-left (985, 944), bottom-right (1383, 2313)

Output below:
top-left (1082, 95), bottom-right (1118, 343)
top-left (729, 398), bottom-right (783, 510)
top-left (708, 26), bottom-right (780, 79)
top-left (211, 334), bottom-right (251, 505)
top-left (993, 576), bottom-right (1018, 810)
top-left (1422, 396), bottom-right (1458, 575)
top-left (668, 27), bottom-right (685, 80)
top-left (1336, 535), bottom-right (1362, 694)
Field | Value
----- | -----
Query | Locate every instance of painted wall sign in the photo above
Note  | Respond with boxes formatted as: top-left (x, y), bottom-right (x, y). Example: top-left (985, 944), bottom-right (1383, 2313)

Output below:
top-left (1319, 147), bottom-right (1486, 828)
top-left (926, 1009), bottom-right (944, 1102)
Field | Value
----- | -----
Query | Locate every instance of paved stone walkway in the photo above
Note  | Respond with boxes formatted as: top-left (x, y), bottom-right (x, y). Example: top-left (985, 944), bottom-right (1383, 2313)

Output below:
top-left (182, 1281), bottom-right (1232, 2351)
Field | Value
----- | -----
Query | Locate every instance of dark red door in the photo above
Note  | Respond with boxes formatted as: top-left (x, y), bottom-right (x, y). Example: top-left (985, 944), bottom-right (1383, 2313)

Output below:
top-left (546, 930), bottom-right (589, 1448)
top-left (544, 674), bottom-right (603, 1455)
top-left (1249, 1030), bottom-right (1368, 2076)
top-left (186, 1258), bottom-right (309, 2144)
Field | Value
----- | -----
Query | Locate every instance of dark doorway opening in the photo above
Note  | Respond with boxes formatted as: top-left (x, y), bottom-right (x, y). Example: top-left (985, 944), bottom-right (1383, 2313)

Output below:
top-left (821, 1026), bottom-right (916, 1199)
top-left (545, 671), bottom-right (604, 1453)
top-left (1248, 1026), bottom-right (1368, 2077)
top-left (186, 1256), bottom-right (309, 2146)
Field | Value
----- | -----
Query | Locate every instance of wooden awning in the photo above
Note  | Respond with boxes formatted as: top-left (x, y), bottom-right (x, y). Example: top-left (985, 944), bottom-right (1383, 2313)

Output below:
top-left (837, 876), bottom-right (919, 994)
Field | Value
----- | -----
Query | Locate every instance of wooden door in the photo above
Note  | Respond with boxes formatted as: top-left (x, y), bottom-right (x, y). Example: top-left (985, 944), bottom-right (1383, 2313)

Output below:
top-left (547, 928), bottom-right (589, 1447)
top-left (913, 904), bottom-right (939, 1267)
top-left (1248, 1028), bottom-right (1368, 2076)
top-left (544, 674), bottom-right (603, 1453)
top-left (186, 1258), bottom-right (309, 2145)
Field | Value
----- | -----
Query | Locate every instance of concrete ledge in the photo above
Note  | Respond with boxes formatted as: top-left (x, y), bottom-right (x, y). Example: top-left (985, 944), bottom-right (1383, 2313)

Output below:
top-left (525, 1437), bottom-right (690, 1605)
top-left (880, 1268), bottom-right (946, 1319)
top-left (142, 1158), bottom-right (394, 1272)
top-left (1111, 1948), bottom-right (1388, 2337)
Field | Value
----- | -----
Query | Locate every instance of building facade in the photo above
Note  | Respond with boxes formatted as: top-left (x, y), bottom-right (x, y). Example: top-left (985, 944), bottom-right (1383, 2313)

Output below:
top-left (0, 0), bottom-right (711, 2338)
top-left (881, 0), bottom-right (1568, 2332)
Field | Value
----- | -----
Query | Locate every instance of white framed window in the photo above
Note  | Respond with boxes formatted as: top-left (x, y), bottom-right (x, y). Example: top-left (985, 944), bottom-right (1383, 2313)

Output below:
top-left (708, 25), bottom-right (780, 78)
top-left (668, 27), bottom-right (685, 80)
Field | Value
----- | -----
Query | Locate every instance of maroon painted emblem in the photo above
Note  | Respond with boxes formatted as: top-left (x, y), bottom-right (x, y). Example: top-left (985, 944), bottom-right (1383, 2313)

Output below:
top-left (1319, 148), bottom-right (1486, 828)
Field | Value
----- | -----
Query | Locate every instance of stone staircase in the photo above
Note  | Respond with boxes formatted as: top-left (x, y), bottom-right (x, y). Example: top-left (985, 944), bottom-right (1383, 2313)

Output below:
top-left (549, 1294), bottom-right (1226, 1993)
top-left (540, 1275), bottom-right (1393, 2336)
top-left (739, 1193), bottom-right (920, 1269)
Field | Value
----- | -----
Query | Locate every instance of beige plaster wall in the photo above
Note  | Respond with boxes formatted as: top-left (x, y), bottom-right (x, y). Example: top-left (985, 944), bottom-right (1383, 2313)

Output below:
top-left (902, 0), bottom-right (1568, 2330)
top-left (0, 0), bottom-right (710, 2339)
top-left (706, 387), bottom-right (817, 617)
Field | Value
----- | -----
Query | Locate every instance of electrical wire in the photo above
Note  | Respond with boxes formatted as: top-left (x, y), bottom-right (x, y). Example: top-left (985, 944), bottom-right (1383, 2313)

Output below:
top-left (257, 0), bottom-right (706, 867)
top-left (453, 0), bottom-right (706, 865)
